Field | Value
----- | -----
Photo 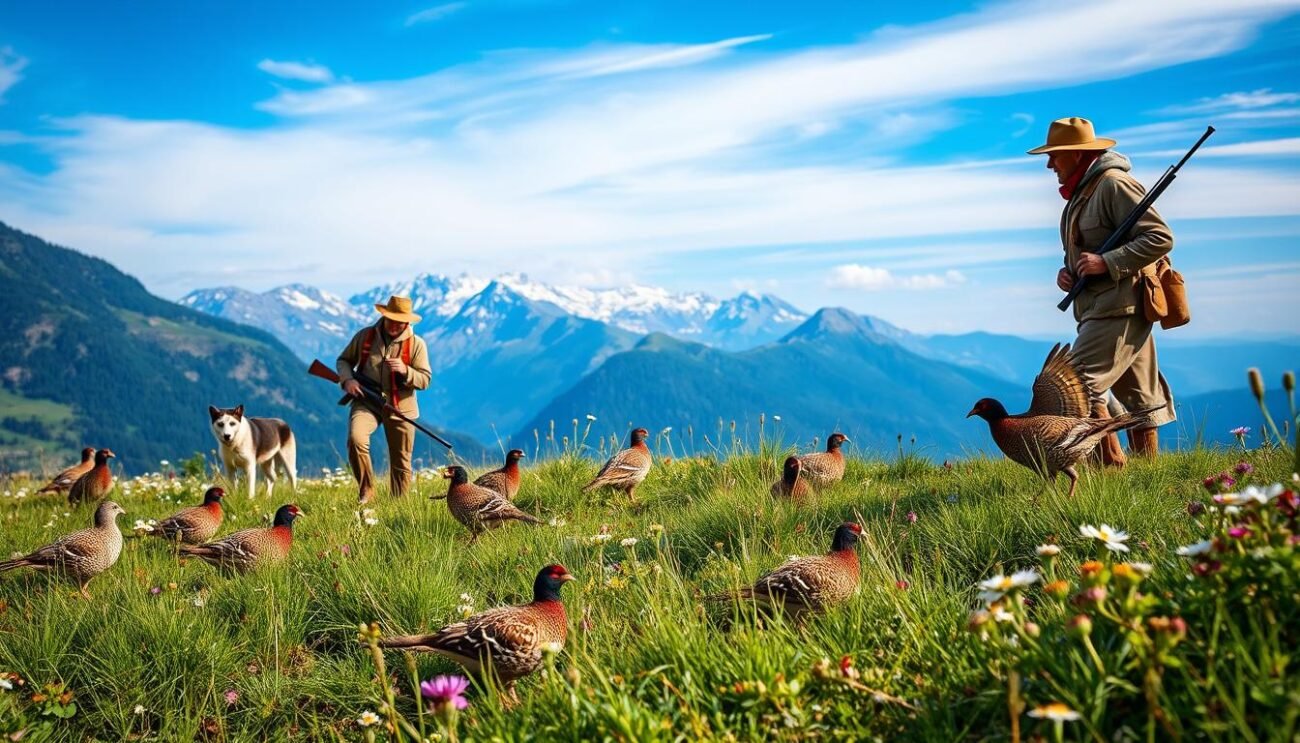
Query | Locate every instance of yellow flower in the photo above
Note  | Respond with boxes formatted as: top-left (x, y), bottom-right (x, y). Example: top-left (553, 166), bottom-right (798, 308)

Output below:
top-left (1028, 702), bottom-right (1081, 721)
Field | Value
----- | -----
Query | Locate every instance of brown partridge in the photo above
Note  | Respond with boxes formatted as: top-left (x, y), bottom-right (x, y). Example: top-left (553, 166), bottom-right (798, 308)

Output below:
top-left (967, 342), bottom-right (1159, 499)
top-left (719, 522), bottom-right (862, 623)
top-left (0, 500), bottom-right (126, 598)
top-left (435, 465), bottom-right (542, 542)
top-left (474, 449), bottom-right (525, 500)
top-left (798, 433), bottom-right (850, 488)
top-left (153, 487), bottom-right (226, 545)
top-left (179, 504), bottom-right (301, 573)
top-left (770, 456), bottom-right (812, 503)
top-left (68, 448), bottom-right (115, 506)
top-left (379, 564), bottom-right (574, 705)
top-left (37, 447), bottom-right (96, 495)
top-left (581, 427), bottom-right (652, 498)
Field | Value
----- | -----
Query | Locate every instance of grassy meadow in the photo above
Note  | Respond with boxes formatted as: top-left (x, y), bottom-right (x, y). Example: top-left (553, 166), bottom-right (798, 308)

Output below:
top-left (0, 439), bottom-right (1296, 741)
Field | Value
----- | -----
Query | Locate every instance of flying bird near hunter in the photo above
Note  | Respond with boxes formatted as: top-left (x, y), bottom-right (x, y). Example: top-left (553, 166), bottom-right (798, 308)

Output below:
top-left (582, 427), bottom-right (652, 499)
top-left (36, 447), bottom-right (96, 495)
top-left (967, 343), bottom-right (1160, 499)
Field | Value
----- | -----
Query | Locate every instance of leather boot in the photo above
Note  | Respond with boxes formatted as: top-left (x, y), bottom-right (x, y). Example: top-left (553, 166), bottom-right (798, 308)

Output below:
top-left (1130, 427), bottom-right (1159, 458)
top-left (1090, 403), bottom-right (1127, 469)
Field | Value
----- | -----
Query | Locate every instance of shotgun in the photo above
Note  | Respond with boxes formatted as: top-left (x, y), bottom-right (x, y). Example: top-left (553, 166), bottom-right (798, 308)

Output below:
top-left (1058, 125), bottom-right (1214, 312)
top-left (307, 360), bottom-right (454, 450)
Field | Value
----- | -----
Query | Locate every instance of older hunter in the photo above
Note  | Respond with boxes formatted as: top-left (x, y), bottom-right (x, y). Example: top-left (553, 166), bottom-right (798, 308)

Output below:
top-left (336, 295), bottom-right (432, 503)
top-left (1029, 117), bottom-right (1177, 464)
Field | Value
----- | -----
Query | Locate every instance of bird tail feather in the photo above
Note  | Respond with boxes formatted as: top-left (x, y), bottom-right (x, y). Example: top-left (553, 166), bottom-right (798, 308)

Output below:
top-left (377, 634), bottom-right (436, 650)
top-left (0, 558), bottom-right (31, 573)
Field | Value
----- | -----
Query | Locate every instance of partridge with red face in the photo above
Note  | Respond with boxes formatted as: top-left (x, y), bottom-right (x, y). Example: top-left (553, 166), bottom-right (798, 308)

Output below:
top-left (798, 433), bottom-right (850, 488)
top-left (37, 447), bottom-right (96, 495)
top-left (436, 465), bottom-right (542, 542)
top-left (378, 564), bottom-right (574, 706)
top-left (179, 504), bottom-right (301, 573)
top-left (770, 456), bottom-right (812, 503)
top-left (153, 487), bottom-right (226, 545)
top-left (967, 343), bottom-right (1159, 499)
top-left (0, 500), bottom-right (126, 598)
top-left (475, 449), bottom-right (526, 500)
top-left (68, 448), bottom-right (115, 506)
top-left (718, 522), bottom-right (862, 623)
top-left (582, 428), bottom-right (652, 498)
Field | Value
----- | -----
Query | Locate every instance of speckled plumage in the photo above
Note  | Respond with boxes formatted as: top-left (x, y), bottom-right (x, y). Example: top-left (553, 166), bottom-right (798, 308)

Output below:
top-left (37, 447), bottom-right (96, 495)
top-left (379, 565), bottom-right (574, 704)
top-left (582, 428), bottom-right (652, 498)
top-left (68, 449), bottom-right (116, 506)
top-left (439, 466), bottom-right (542, 542)
top-left (724, 523), bottom-right (862, 623)
top-left (770, 456), bottom-right (813, 503)
top-left (154, 487), bottom-right (226, 545)
top-left (179, 504), bottom-right (300, 573)
top-left (798, 433), bottom-right (850, 488)
top-left (0, 500), bottom-right (125, 598)
top-left (474, 449), bottom-right (525, 500)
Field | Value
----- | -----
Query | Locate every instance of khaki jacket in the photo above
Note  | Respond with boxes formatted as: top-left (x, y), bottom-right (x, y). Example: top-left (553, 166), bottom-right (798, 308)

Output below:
top-left (335, 321), bottom-right (432, 418)
top-left (1061, 151), bottom-right (1173, 323)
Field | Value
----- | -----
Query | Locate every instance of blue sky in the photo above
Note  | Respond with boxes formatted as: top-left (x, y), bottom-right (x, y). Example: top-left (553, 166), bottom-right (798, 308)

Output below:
top-left (1, 0), bottom-right (1298, 337)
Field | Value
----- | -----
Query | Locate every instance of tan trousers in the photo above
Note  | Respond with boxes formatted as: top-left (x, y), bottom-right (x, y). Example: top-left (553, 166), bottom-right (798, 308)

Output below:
top-left (347, 404), bottom-right (416, 497)
top-left (1073, 315), bottom-right (1176, 428)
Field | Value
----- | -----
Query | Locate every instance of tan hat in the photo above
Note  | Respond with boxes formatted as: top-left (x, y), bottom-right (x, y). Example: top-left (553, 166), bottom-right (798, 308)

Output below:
top-left (1026, 117), bottom-right (1116, 155)
top-left (374, 295), bottom-right (422, 324)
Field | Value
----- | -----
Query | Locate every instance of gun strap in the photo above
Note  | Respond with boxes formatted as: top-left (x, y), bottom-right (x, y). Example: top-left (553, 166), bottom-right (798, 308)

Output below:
top-left (358, 326), bottom-right (412, 407)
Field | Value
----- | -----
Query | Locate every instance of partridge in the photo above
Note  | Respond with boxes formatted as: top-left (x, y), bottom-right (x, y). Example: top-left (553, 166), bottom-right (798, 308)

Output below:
top-left (475, 449), bottom-right (526, 500)
top-left (379, 564), bottom-right (574, 705)
top-left (435, 465), bottom-right (542, 542)
top-left (770, 456), bottom-right (812, 503)
top-left (67, 448), bottom-right (116, 506)
top-left (154, 487), bottom-right (226, 545)
top-left (0, 500), bottom-right (126, 598)
top-left (179, 504), bottom-right (301, 573)
top-left (581, 428), bottom-right (652, 498)
top-left (798, 433), bottom-right (850, 488)
top-left (720, 522), bottom-right (862, 623)
top-left (37, 447), bottom-right (96, 495)
top-left (967, 342), bottom-right (1159, 499)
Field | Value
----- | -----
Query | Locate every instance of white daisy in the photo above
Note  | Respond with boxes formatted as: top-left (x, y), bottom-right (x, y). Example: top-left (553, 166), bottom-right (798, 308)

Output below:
top-left (1079, 524), bottom-right (1130, 553)
top-left (620, 537), bottom-right (638, 548)
top-left (1176, 540), bottom-right (1213, 557)
top-left (357, 710), bottom-right (381, 727)
top-left (977, 570), bottom-right (1040, 601)
top-left (1035, 544), bottom-right (1060, 556)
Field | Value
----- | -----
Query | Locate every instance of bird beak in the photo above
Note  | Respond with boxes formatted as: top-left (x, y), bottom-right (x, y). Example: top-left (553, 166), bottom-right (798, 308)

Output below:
top-left (441, 468), bottom-right (452, 479)
top-left (559, 574), bottom-right (576, 582)
top-left (965, 407), bottom-right (978, 418)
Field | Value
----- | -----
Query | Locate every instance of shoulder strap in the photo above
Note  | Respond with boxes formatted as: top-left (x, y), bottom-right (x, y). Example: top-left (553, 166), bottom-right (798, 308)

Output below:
top-left (360, 326), bottom-right (377, 361)
top-left (1067, 172), bottom-right (1110, 252)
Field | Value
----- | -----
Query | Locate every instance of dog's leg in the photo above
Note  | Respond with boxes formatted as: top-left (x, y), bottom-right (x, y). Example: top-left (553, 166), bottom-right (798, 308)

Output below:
top-left (281, 434), bottom-right (298, 491)
top-left (245, 462), bottom-right (258, 499)
top-left (261, 460), bottom-right (276, 500)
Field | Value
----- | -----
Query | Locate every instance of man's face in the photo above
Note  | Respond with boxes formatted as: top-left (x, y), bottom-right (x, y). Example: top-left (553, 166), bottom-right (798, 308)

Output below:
top-left (1046, 150), bottom-right (1084, 185)
top-left (383, 319), bottom-right (409, 336)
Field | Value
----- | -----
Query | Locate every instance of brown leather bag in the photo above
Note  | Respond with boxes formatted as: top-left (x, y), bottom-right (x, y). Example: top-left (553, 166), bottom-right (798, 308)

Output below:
top-left (1141, 257), bottom-right (1190, 329)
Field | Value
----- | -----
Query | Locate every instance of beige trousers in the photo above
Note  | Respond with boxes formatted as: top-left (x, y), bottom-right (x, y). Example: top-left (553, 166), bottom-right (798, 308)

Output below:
top-left (347, 404), bottom-right (416, 497)
top-left (1072, 315), bottom-right (1176, 428)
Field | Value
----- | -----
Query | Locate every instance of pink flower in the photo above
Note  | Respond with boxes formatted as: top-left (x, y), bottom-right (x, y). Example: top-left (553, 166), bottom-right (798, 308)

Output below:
top-left (1227, 525), bottom-right (1250, 539)
top-left (420, 675), bottom-right (469, 712)
top-left (895, 580), bottom-right (910, 590)
top-left (1234, 461), bottom-right (1254, 476)
top-left (1230, 426), bottom-right (1251, 437)
top-left (149, 586), bottom-right (162, 596)
top-left (223, 689), bottom-right (239, 705)
top-left (906, 511), bottom-right (917, 524)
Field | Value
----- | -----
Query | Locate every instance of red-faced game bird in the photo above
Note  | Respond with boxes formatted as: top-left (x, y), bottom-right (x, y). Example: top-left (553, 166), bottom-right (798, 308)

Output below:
top-left (179, 503), bottom-right (301, 573)
top-left (68, 448), bottom-right (115, 506)
top-left (436, 465), bottom-right (542, 542)
top-left (475, 449), bottom-right (526, 500)
top-left (154, 486), bottom-right (226, 545)
top-left (798, 433), bottom-right (850, 488)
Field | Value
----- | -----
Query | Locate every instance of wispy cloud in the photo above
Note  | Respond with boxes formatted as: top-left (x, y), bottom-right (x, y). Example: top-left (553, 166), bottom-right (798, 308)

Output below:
top-left (405, 2), bottom-right (467, 27)
top-left (1157, 88), bottom-right (1300, 115)
top-left (559, 34), bottom-right (772, 79)
top-left (828, 265), bottom-right (967, 291)
top-left (1145, 136), bottom-right (1300, 158)
top-left (257, 59), bottom-right (334, 84)
top-left (0, 47), bottom-right (29, 101)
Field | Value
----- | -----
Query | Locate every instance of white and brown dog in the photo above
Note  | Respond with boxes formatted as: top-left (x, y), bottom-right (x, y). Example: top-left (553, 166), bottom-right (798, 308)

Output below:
top-left (208, 405), bottom-right (298, 498)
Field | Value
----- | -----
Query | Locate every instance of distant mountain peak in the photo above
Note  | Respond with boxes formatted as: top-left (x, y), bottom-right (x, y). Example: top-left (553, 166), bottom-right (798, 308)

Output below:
top-left (781, 307), bottom-right (888, 345)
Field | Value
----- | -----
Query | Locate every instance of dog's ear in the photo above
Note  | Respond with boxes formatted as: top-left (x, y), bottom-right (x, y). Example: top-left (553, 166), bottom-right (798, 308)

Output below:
top-left (208, 405), bottom-right (221, 421)
top-left (233, 405), bottom-right (244, 420)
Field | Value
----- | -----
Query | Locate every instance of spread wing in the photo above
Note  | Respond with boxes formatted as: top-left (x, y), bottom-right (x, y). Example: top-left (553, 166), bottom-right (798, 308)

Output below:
top-left (1027, 343), bottom-right (1090, 417)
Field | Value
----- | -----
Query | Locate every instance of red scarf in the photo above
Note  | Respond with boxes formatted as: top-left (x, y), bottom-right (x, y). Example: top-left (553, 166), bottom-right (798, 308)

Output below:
top-left (1059, 152), bottom-right (1101, 200)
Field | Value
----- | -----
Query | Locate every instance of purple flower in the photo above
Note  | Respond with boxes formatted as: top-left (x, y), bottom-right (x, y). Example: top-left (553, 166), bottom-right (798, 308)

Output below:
top-left (1230, 426), bottom-right (1251, 438)
top-left (1234, 461), bottom-right (1254, 476)
top-left (149, 586), bottom-right (162, 596)
top-left (906, 511), bottom-right (917, 524)
top-left (420, 675), bottom-right (469, 711)
top-left (1227, 525), bottom-right (1250, 539)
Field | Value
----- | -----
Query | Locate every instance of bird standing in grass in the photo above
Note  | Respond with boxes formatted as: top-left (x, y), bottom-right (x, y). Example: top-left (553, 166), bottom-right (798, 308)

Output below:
top-left (967, 343), bottom-right (1159, 499)
top-left (67, 448), bottom-right (116, 506)
top-left (179, 503), bottom-right (301, 573)
top-left (770, 456), bottom-right (812, 503)
top-left (37, 447), bottom-right (96, 495)
top-left (435, 465), bottom-right (542, 542)
top-left (0, 500), bottom-right (126, 599)
top-left (475, 449), bottom-right (526, 500)
top-left (717, 522), bottom-right (862, 624)
top-left (153, 487), bottom-right (226, 545)
top-left (581, 427), bottom-right (652, 499)
top-left (378, 564), bottom-right (575, 706)
top-left (798, 433), bottom-right (850, 488)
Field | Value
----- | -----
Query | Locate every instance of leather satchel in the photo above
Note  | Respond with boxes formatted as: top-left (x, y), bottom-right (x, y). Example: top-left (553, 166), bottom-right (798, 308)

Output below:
top-left (1141, 257), bottom-right (1190, 329)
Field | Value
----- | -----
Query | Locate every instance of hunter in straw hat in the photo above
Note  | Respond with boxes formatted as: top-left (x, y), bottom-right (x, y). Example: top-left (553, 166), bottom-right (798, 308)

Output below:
top-left (1029, 117), bottom-right (1176, 464)
top-left (336, 295), bottom-right (432, 502)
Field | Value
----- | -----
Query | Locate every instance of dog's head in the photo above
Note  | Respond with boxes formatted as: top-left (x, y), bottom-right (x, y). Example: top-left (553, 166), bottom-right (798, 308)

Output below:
top-left (208, 405), bottom-right (245, 444)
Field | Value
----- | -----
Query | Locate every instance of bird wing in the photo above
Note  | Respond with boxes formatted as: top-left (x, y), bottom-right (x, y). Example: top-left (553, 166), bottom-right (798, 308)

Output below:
top-left (477, 493), bottom-right (542, 525)
top-left (1027, 343), bottom-right (1091, 417)
top-left (589, 448), bottom-right (651, 485)
top-left (473, 470), bottom-right (508, 495)
top-left (748, 557), bottom-right (834, 609)
top-left (431, 606), bottom-right (539, 661)
top-left (797, 452), bottom-right (842, 484)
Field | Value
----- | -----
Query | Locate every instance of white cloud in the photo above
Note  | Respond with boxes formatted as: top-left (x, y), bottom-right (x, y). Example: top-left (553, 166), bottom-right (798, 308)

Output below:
top-left (257, 59), bottom-right (334, 84)
top-left (1145, 136), bottom-right (1300, 158)
top-left (0, 47), bottom-right (28, 101)
top-left (558, 34), bottom-right (772, 79)
top-left (1158, 88), bottom-right (1300, 115)
top-left (827, 265), bottom-right (967, 291)
top-left (405, 2), bottom-right (466, 27)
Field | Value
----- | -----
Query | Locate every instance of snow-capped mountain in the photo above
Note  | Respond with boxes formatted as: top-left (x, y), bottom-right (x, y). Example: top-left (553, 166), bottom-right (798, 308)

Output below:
top-left (179, 284), bottom-right (368, 362)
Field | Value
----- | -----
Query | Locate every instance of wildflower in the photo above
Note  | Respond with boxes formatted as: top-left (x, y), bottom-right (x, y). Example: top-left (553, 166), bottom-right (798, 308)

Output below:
top-left (420, 675), bottom-right (470, 712)
top-left (224, 689), bottom-right (239, 705)
top-left (772, 415), bottom-right (781, 421)
top-left (1234, 461), bottom-right (1254, 476)
top-left (1043, 579), bottom-right (1071, 599)
top-left (1023, 621), bottom-right (1041, 638)
top-left (541, 641), bottom-right (564, 654)
top-left (1176, 540), bottom-right (1213, 557)
top-left (648, 523), bottom-right (664, 533)
top-left (1073, 586), bottom-right (1107, 605)
top-left (591, 534), bottom-right (611, 543)
top-left (977, 570), bottom-right (1039, 602)
top-left (357, 710), bottom-right (381, 727)
top-left (1191, 560), bottom-right (1223, 577)
top-left (133, 520), bottom-right (155, 533)
top-left (1248, 367), bottom-right (1265, 402)
top-left (149, 586), bottom-right (162, 596)
top-left (0, 679), bottom-right (11, 691)
top-left (548, 517), bottom-right (567, 527)
top-left (966, 609), bottom-right (991, 630)
top-left (895, 580), bottom-right (909, 590)
top-left (133, 704), bottom-right (146, 714)
top-left (1035, 544), bottom-right (1060, 557)
top-left (1128, 561), bottom-right (1153, 575)
top-left (585, 414), bottom-right (597, 421)
top-left (1028, 702), bottom-right (1082, 721)
top-left (364, 516), bottom-right (379, 527)
top-left (1066, 614), bottom-right (1092, 638)
top-left (906, 511), bottom-right (917, 524)
top-left (160, 460), bottom-right (170, 467)
top-left (1227, 525), bottom-right (1250, 539)
top-left (1230, 426), bottom-right (1251, 437)
top-left (1079, 524), bottom-right (1129, 553)
top-left (1078, 560), bottom-right (1105, 580)
top-left (193, 595), bottom-right (206, 607)
top-left (619, 537), bottom-right (638, 548)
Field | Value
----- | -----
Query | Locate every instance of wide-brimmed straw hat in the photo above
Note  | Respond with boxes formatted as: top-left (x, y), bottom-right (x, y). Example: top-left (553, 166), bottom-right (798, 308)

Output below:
top-left (374, 295), bottom-right (422, 324)
top-left (1026, 117), bottom-right (1116, 155)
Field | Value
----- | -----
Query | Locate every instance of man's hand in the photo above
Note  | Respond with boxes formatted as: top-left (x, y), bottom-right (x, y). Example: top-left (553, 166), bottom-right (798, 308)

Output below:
top-left (1056, 267), bottom-right (1075, 292)
top-left (1074, 252), bottom-right (1107, 278)
top-left (384, 358), bottom-right (408, 377)
top-left (343, 379), bottom-right (362, 398)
